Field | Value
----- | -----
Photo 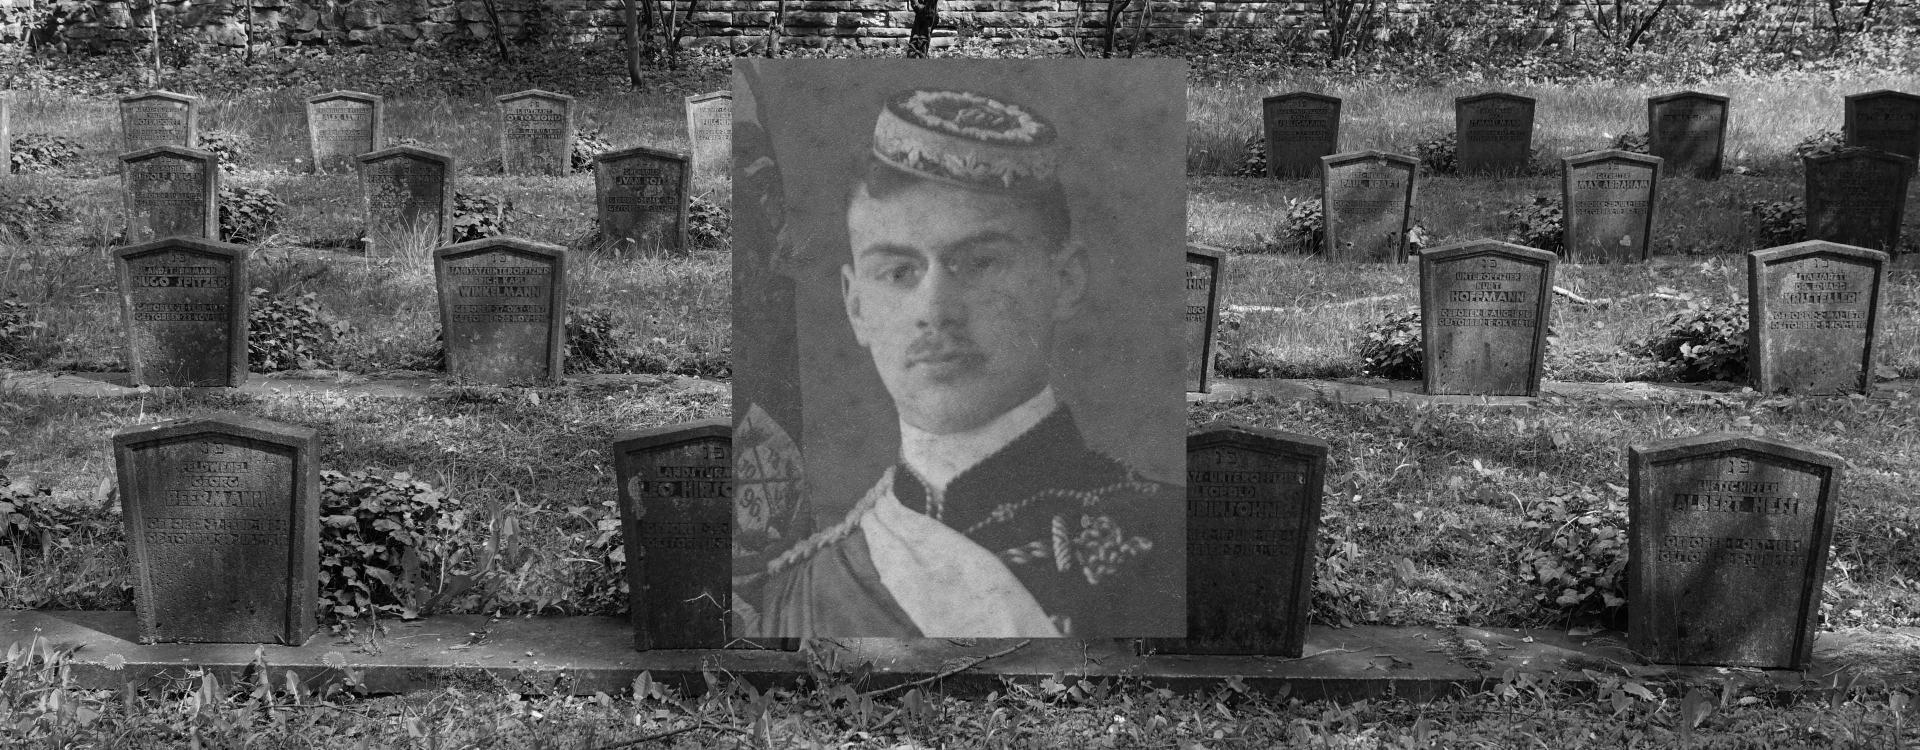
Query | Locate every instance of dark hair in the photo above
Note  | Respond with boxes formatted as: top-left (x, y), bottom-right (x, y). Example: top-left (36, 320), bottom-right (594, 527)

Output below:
top-left (850, 156), bottom-right (1073, 252)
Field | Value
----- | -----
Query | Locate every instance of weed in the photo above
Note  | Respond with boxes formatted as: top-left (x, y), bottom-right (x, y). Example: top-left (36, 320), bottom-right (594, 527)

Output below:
top-left (452, 191), bottom-right (509, 242)
top-left (218, 185), bottom-right (286, 245)
top-left (1354, 306), bottom-right (1424, 380)
top-left (197, 129), bottom-right (254, 174)
top-left (1504, 195), bottom-right (1565, 255)
top-left (1748, 199), bottom-right (1807, 247)
top-left (1629, 296), bottom-right (1749, 382)
top-left (318, 469), bottom-right (466, 622)
top-left (7, 133), bottom-right (81, 174)
top-left (248, 289), bottom-right (345, 372)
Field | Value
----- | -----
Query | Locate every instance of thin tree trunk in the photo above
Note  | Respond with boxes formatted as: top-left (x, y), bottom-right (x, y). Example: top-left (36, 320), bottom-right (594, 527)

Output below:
top-left (906, 0), bottom-right (938, 58)
top-left (480, 0), bottom-right (513, 63)
top-left (767, 0), bottom-right (784, 57)
top-left (623, 0), bottom-right (644, 86)
top-left (150, 0), bottom-right (161, 87)
top-left (1128, 0), bottom-right (1148, 56)
top-left (243, 0), bottom-right (254, 64)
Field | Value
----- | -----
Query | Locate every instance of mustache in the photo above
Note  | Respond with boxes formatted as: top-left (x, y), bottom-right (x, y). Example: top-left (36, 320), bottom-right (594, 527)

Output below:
top-left (905, 332), bottom-right (983, 362)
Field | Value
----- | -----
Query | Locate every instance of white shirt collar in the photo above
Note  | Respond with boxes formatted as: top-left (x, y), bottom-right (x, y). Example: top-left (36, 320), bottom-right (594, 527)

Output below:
top-left (899, 386), bottom-right (1058, 496)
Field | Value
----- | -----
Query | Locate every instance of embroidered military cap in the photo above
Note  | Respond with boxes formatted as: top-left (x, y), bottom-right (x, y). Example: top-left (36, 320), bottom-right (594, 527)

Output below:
top-left (871, 89), bottom-right (1062, 194)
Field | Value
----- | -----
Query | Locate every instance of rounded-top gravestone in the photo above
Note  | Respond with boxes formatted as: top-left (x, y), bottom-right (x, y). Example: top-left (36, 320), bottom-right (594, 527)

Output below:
top-left (1454, 93), bottom-right (1535, 175)
top-left (121, 145), bottom-right (219, 243)
top-left (1262, 91), bottom-right (1341, 179)
top-left (594, 145), bottom-right (691, 255)
top-left (1185, 244), bottom-right (1226, 394)
top-left (1419, 239), bottom-right (1556, 397)
top-left (358, 145), bottom-right (455, 253)
top-left (613, 419), bottom-right (736, 651)
top-left (1747, 241), bottom-right (1887, 395)
top-left (1844, 90), bottom-right (1920, 161)
top-left (114, 237), bottom-right (249, 388)
top-left (1321, 150), bottom-right (1418, 263)
top-left (119, 90), bottom-right (198, 153)
top-left (1803, 147), bottom-right (1915, 254)
top-left (496, 89), bottom-right (575, 177)
top-left (1562, 149), bottom-right (1662, 264)
top-left (306, 90), bottom-right (384, 175)
top-left (1647, 91), bottom-right (1729, 180)
top-left (433, 237), bottom-right (567, 385)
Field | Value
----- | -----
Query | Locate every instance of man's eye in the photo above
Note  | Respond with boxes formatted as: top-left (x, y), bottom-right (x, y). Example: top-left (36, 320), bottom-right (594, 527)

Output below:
top-left (876, 264), bottom-right (919, 284)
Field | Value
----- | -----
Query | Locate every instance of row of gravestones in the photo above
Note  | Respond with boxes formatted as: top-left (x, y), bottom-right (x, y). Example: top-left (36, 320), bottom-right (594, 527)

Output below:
top-left (111, 413), bottom-right (1843, 671)
top-left (1263, 89), bottom-right (1920, 179)
top-left (1187, 239), bottom-right (1892, 397)
top-left (117, 142), bottom-right (695, 254)
top-left (88, 89), bottom-right (733, 176)
top-left (1312, 146), bottom-right (1912, 264)
top-left (115, 236), bottom-right (570, 386)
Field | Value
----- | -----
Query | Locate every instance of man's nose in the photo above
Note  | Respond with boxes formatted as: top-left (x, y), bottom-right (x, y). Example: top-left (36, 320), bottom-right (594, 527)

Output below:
top-left (915, 262), bottom-right (968, 329)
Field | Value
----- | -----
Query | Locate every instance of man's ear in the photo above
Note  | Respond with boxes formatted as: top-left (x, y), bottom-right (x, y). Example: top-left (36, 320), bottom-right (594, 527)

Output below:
top-left (841, 263), bottom-right (871, 347)
top-left (1051, 243), bottom-right (1089, 321)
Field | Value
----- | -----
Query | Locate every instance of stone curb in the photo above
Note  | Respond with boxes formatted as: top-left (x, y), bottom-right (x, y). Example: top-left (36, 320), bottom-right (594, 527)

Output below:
top-left (1189, 378), bottom-right (1920, 407)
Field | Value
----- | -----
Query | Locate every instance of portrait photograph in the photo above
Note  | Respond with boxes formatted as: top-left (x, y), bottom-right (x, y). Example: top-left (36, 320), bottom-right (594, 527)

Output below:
top-left (730, 59), bottom-right (1190, 639)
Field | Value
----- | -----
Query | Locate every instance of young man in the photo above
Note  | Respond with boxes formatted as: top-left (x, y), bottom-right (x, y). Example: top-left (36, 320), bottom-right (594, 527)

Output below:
top-left (757, 89), bottom-right (1180, 638)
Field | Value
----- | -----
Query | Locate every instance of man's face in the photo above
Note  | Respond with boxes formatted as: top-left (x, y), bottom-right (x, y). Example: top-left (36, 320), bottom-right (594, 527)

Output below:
top-left (843, 178), bottom-right (1084, 435)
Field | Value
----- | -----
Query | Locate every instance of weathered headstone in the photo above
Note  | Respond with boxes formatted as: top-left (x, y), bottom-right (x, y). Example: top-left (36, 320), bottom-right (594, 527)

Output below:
top-left (594, 146), bottom-right (691, 254)
top-left (1646, 91), bottom-right (1729, 180)
top-left (1748, 241), bottom-right (1887, 395)
top-left (114, 237), bottom-right (248, 388)
top-left (1844, 90), bottom-right (1920, 161)
top-left (1144, 423), bottom-right (1325, 657)
top-left (121, 146), bottom-right (219, 243)
top-left (306, 91), bottom-right (384, 175)
top-left (1321, 150), bottom-right (1418, 263)
top-left (1185, 244), bottom-right (1225, 394)
top-left (119, 91), bottom-right (198, 153)
top-left (114, 414), bottom-right (319, 645)
top-left (1455, 93), bottom-right (1535, 175)
top-left (1262, 92), bottom-right (1341, 179)
top-left (1419, 240), bottom-right (1556, 396)
top-left (614, 419), bottom-right (735, 650)
top-left (1562, 150), bottom-right (1662, 264)
top-left (685, 90), bottom-right (733, 172)
top-left (1628, 432), bottom-right (1841, 669)
top-left (1804, 148), bottom-right (1915, 254)
top-left (496, 89), bottom-right (575, 177)
top-left (358, 145), bottom-right (454, 252)
top-left (433, 238), bottom-right (566, 384)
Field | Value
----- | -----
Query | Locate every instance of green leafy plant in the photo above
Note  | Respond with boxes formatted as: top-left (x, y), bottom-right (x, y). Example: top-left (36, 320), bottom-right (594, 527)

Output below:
top-left (452, 191), bottom-right (508, 242)
top-left (197, 129), bottom-right (254, 174)
top-left (0, 192), bottom-right (71, 242)
top-left (318, 470), bottom-right (467, 622)
top-left (1516, 484), bottom-right (1629, 628)
top-left (218, 186), bottom-right (286, 245)
top-left (565, 308), bottom-right (638, 373)
top-left (1354, 306), bottom-right (1423, 380)
top-left (1748, 199), bottom-right (1807, 247)
top-left (1233, 132), bottom-right (1269, 177)
top-left (1610, 131), bottom-right (1651, 154)
top-left (1504, 195), bottom-right (1565, 254)
top-left (0, 299), bottom-right (46, 366)
top-left (688, 195), bottom-right (730, 249)
top-left (7, 133), bottom-right (81, 174)
top-left (571, 128), bottom-right (613, 174)
top-left (1629, 296), bottom-right (1749, 382)
top-left (1410, 132), bottom-right (1457, 175)
top-left (1793, 129), bottom-right (1845, 160)
top-left (248, 289), bottom-right (344, 372)
top-left (1275, 197), bottom-right (1325, 255)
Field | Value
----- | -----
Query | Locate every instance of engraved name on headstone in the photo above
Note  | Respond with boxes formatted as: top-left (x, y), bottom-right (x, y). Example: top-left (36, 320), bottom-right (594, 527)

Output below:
top-left (1844, 90), bottom-right (1920, 161)
top-left (1144, 423), bottom-right (1325, 657)
top-left (1562, 150), bottom-right (1662, 264)
top-left (1628, 432), bottom-right (1841, 670)
top-left (594, 145), bottom-right (691, 254)
top-left (121, 146), bottom-right (219, 243)
top-left (433, 238), bottom-right (566, 384)
top-left (1455, 93), bottom-right (1536, 175)
top-left (1419, 240), bottom-right (1556, 396)
top-left (1321, 150), bottom-right (1418, 263)
top-left (306, 91), bottom-right (384, 175)
top-left (358, 145), bottom-right (454, 252)
top-left (114, 414), bottom-right (319, 645)
top-left (614, 419), bottom-right (736, 650)
top-left (1804, 148), bottom-right (1915, 254)
top-left (685, 90), bottom-right (733, 173)
top-left (1262, 92), bottom-right (1341, 179)
top-left (114, 237), bottom-right (248, 388)
top-left (119, 91), bottom-right (198, 153)
top-left (1647, 91), bottom-right (1729, 180)
top-left (1185, 244), bottom-right (1225, 394)
top-left (1748, 241), bottom-right (1887, 395)
top-left (497, 89), bottom-right (575, 177)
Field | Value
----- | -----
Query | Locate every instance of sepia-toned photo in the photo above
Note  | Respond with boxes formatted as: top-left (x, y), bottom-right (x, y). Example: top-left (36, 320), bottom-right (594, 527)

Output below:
top-left (731, 59), bottom-right (1189, 639)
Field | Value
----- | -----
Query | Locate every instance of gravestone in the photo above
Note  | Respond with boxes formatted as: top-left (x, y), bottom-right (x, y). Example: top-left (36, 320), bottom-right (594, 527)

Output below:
top-left (114, 237), bottom-right (248, 388)
top-left (1845, 90), bottom-right (1920, 161)
top-left (1419, 240), bottom-right (1556, 396)
top-left (306, 91), bottom-right (384, 175)
top-left (1185, 244), bottom-right (1225, 393)
top-left (1804, 148), bottom-right (1915, 253)
top-left (1647, 91), bottom-right (1729, 179)
top-left (358, 146), bottom-right (454, 252)
top-left (496, 89), bottom-right (574, 177)
top-left (121, 146), bottom-right (219, 243)
top-left (614, 419), bottom-right (735, 650)
top-left (1455, 93), bottom-right (1535, 175)
top-left (119, 91), bottom-right (198, 153)
top-left (433, 238), bottom-right (566, 384)
top-left (594, 146), bottom-right (691, 254)
top-left (1144, 423), bottom-right (1326, 657)
top-left (1748, 241), bottom-right (1887, 395)
top-left (1562, 150), bottom-right (1662, 264)
top-left (685, 90), bottom-right (733, 172)
top-left (1321, 150), bottom-right (1418, 263)
top-left (1628, 432), bottom-right (1841, 669)
top-left (1262, 92), bottom-right (1341, 179)
top-left (113, 414), bottom-right (319, 645)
